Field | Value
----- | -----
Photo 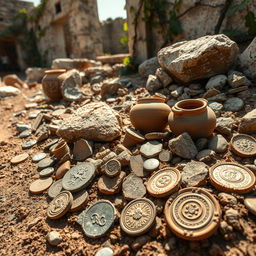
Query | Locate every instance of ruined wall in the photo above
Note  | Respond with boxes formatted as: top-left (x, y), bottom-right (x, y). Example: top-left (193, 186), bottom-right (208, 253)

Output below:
top-left (126, 0), bottom-right (256, 62)
top-left (101, 18), bottom-right (128, 54)
top-left (35, 0), bottom-right (103, 66)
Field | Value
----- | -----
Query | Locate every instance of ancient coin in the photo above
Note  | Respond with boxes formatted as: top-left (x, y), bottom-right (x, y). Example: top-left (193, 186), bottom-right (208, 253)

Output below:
top-left (147, 167), bottom-right (181, 197)
top-left (32, 152), bottom-right (47, 162)
top-left (44, 139), bottom-right (59, 150)
top-left (19, 130), bottom-right (32, 138)
top-left (47, 191), bottom-right (73, 219)
top-left (76, 200), bottom-right (116, 238)
top-left (143, 158), bottom-right (159, 172)
top-left (164, 187), bottom-right (221, 240)
top-left (209, 162), bottom-right (255, 193)
top-left (39, 167), bottom-right (55, 177)
top-left (244, 196), bottom-right (256, 216)
top-left (48, 179), bottom-right (63, 199)
top-left (140, 140), bottom-right (163, 158)
top-left (230, 134), bottom-right (256, 157)
top-left (37, 157), bottom-right (55, 169)
top-left (159, 149), bottom-right (172, 162)
top-left (70, 190), bottom-right (89, 212)
top-left (62, 162), bottom-right (96, 192)
top-left (120, 198), bottom-right (156, 236)
top-left (29, 177), bottom-right (53, 194)
top-left (104, 159), bottom-right (121, 177)
top-left (11, 153), bottom-right (29, 164)
top-left (22, 139), bottom-right (37, 149)
top-left (122, 174), bottom-right (146, 200)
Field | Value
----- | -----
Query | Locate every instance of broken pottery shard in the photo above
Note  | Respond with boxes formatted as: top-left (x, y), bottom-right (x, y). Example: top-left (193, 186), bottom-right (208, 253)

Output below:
top-left (56, 102), bottom-right (121, 142)
top-left (158, 34), bottom-right (238, 83)
top-left (239, 109), bottom-right (256, 134)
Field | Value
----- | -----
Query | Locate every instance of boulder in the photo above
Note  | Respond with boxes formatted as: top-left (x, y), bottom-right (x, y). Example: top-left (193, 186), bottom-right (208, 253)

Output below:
top-left (101, 78), bottom-right (122, 98)
top-left (208, 134), bottom-right (228, 153)
top-left (138, 57), bottom-right (160, 78)
top-left (239, 109), bottom-right (256, 133)
top-left (0, 86), bottom-right (20, 98)
top-left (56, 102), bottom-right (121, 142)
top-left (155, 68), bottom-right (173, 87)
top-left (158, 34), bottom-right (238, 83)
top-left (239, 37), bottom-right (256, 81)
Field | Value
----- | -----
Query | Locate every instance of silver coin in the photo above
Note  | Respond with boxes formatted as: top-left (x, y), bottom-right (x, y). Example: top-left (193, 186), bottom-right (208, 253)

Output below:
top-left (22, 139), bottom-right (37, 149)
top-left (62, 162), bottom-right (96, 192)
top-left (32, 153), bottom-right (47, 162)
top-left (37, 157), bottom-right (55, 169)
top-left (76, 200), bottom-right (116, 238)
top-left (19, 130), bottom-right (32, 138)
top-left (48, 179), bottom-right (63, 199)
top-left (39, 167), bottom-right (55, 177)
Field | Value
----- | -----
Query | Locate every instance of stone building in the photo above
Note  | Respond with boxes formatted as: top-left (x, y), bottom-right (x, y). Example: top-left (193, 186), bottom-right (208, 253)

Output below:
top-left (126, 0), bottom-right (256, 62)
top-left (101, 17), bottom-right (128, 54)
top-left (32, 0), bottom-right (103, 67)
top-left (0, 0), bottom-right (34, 71)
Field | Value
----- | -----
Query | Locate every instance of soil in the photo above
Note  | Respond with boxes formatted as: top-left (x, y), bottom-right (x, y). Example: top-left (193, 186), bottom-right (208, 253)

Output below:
top-left (0, 79), bottom-right (256, 256)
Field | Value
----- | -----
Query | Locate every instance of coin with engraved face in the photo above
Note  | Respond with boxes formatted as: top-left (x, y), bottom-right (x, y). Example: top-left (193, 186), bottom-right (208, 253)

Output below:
top-left (120, 198), bottom-right (156, 236)
top-left (62, 162), bottom-right (96, 192)
top-left (164, 187), bottom-right (221, 241)
top-left (230, 134), bottom-right (256, 157)
top-left (147, 167), bottom-right (181, 197)
top-left (76, 200), bottom-right (116, 238)
top-left (104, 159), bottom-right (121, 177)
top-left (47, 191), bottom-right (73, 219)
top-left (209, 162), bottom-right (255, 193)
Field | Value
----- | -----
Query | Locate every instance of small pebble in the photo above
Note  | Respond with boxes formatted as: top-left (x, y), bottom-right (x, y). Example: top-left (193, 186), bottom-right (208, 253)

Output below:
top-left (46, 231), bottom-right (62, 246)
top-left (95, 247), bottom-right (113, 256)
top-left (143, 158), bottom-right (159, 172)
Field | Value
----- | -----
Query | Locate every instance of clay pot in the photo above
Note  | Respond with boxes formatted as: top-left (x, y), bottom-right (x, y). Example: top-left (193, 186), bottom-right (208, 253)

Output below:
top-left (130, 96), bottom-right (171, 133)
top-left (42, 69), bottom-right (66, 101)
top-left (168, 98), bottom-right (216, 138)
top-left (51, 141), bottom-right (70, 160)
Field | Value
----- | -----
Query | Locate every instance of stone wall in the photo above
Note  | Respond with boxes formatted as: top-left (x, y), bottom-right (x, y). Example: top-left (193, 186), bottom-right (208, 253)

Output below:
top-left (101, 18), bottom-right (128, 54)
top-left (126, 0), bottom-right (256, 62)
top-left (33, 0), bottom-right (103, 66)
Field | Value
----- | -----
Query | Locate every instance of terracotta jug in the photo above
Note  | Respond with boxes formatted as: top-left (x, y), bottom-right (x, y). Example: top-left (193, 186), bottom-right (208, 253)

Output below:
top-left (42, 69), bottom-right (66, 101)
top-left (168, 98), bottom-right (216, 138)
top-left (130, 96), bottom-right (171, 133)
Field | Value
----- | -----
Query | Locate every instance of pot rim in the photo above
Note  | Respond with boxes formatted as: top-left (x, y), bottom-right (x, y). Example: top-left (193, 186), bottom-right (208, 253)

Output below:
top-left (173, 98), bottom-right (207, 113)
top-left (138, 95), bottom-right (166, 103)
top-left (45, 69), bottom-right (66, 75)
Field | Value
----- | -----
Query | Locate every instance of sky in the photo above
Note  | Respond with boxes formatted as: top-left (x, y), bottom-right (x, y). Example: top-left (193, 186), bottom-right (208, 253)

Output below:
top-left (24, 0), bottom-right (126, 21)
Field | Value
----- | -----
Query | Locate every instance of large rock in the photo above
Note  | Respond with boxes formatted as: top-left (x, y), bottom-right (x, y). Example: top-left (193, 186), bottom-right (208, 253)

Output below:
top-left (158, 34), bottom-right (238, 83)
top-left (239, 37), bottom-right (256, 81)
top-left (168, 132), bottom-right (198, 159)
top-left (182, 160), bottom-right (209, 187)
top-left (239, 109), bottom-right (256, 133)
top-left (0, 86), bottom-right (20, 98)
top-left (138, 57), bottom-right (160, 78)
top-left (56, 102), bottom-right (121, 142)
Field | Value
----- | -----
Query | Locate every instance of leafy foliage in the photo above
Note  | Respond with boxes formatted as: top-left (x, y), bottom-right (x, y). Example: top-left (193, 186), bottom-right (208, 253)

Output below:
top-left (245, 11), bottom-right (256, 36)
top-left (120, 57), bottom-right (139, 75)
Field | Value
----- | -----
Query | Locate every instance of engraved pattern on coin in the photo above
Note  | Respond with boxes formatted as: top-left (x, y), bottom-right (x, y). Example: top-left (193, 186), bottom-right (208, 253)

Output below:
top-left (233, 137), bottom-right (255, 153)
top-left (76, 200), bottom-right (116, 238)
top-left (120, 198), bottom-right (156, 235)
top-left (172, 195), bottom-right (212, 230)
top-left (62, 162), bottom-right (95, 192)
top-left (213, 164), bottom-right (251, 188)
top-left (47, 191), bottom-right (72, 219)
top-left (152, 171), bottom-right (177, 192)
